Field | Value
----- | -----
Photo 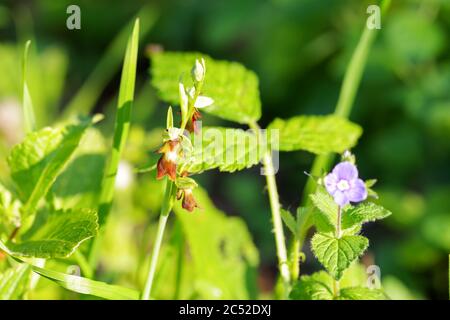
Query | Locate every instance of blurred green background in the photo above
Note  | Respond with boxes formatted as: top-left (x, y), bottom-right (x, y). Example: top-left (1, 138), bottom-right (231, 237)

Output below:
top-left (0, 0), bottom-right (448, 299)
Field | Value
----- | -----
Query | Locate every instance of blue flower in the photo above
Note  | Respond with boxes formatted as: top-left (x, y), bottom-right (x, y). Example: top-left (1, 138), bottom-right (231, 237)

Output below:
top-left (324, 161), bottom-right (367, 207)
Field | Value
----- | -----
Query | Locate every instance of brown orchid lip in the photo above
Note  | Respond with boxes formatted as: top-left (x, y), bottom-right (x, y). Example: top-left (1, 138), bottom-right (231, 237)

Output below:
top-left (181, 188), bottom-right (198, 212)
top-left (156, 140), bottom-right (180, 181)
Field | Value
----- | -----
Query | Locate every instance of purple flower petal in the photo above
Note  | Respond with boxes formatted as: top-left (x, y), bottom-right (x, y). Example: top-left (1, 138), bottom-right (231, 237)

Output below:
top-left (347, 178), bottom-right (367, 203)
top-left (332, 161), bottom-right (358, 181)
top-left (333, 190), bottom-right (349, 207)
top-left (324, 173), bottom-right (338, 195)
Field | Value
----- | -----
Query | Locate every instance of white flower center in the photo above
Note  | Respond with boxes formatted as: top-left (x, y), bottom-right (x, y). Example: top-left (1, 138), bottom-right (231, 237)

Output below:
top-left (166, 150), bottom-right (178, 162)
top-left (337, 180), bottom-right (350, 191)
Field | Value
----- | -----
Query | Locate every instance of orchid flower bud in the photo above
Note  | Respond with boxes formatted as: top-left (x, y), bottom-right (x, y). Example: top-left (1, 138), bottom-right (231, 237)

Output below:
top-left (191, 58), bottom-right (206, 83)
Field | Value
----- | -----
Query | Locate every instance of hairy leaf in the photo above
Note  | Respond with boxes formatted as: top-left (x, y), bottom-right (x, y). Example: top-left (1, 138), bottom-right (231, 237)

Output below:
top-left (8, 117), bottom-right (97, 216)
top-left (342, 202), bottom-right (392, 229)
top-left (151, 52), bottom-right (261, 124)
top-left (310, 187), bottom-right (338, 232)
top-left (6, 209), bottom-right (98, 258)
top-left (337, 287), bottom-right (389, 300)
top-left (267, 115), bottom-right (362, 154)
top-left (311, 233), bottom-right (369, 280)
top-left (289, 271), bottom-right (334, 300)
top-left (181, 127), bottom-right (263, 174)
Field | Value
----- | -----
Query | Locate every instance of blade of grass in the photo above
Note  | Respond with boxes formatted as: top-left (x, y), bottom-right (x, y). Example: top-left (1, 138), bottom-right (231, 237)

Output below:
top-left (88, 19), bottom-right (140, 269)
top-left (62, 5), bottom-right (157, 119)
top-left (97, 19), bottom-right (139, 226)
top-left (293, 0), bottom-right (392, 279)
top-left (0, 241), bottom-right (139, 300)
top-left (21, 40), bottom-right (36, 133)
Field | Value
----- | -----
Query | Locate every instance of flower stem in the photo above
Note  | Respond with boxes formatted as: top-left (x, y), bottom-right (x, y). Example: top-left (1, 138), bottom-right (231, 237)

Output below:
top-left (142, 179), bottom-right (174, 300)
top-left (333, 279), bottom-right (340, 297)
top-left (336, 206), bottom-right (342, 239)
top-left (249, 121), bottom-right (291, 298)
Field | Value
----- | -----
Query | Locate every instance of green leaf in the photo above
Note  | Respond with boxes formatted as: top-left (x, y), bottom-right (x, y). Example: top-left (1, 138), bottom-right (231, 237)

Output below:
top-left (181, 127), bottom-right (263, 174)
top-left (289, 271), bottom-right (334, 300)
top-left (6, 209), bottom-right (98, 258)
top-left (8, 117), bottom-right (96, 217)
top-left (0, 264), bottom-right (31, 300)
top-left (280, 209), bottom-right (298, 237)
top-left (311, 233), bottom-right (369, 280)
top-left (0, 241), bottom-right (138, 300)
top-left (267, 115), bottom-right (362, 154)
top-left (151, 52), bottom-right (261, 124)
top-left (30, 264), bottom-right (139, 300)
top-left (173, 187), bottom-right (259, 299)
top-left (98, 19), bottom-right (139, 226)
top-left (342, 202), bottom-right (392, 229)
top-left (21, 40), bottom-right (36, 133)
top-left (338, 287), bottom-right (389, 300)
top-left (0, 182), bottom-right (22, 232)
top-left (310, 187), bottom-right (338, 232)
top-left (51, 128), bottom-right (107, 210)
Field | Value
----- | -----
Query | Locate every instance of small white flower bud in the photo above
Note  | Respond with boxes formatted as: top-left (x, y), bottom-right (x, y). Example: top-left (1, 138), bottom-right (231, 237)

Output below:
top-left (191, 58), bottom-right (205, 83)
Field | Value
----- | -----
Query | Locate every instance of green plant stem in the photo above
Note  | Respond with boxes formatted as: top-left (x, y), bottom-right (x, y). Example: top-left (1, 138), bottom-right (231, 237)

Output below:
top-left (142, 179), bottom-right (175, 300)
top-left (336, 206), bottom-right (342, 239)
top-left (292, 0), bottom-right (392, 275)
top-left (249, 121), bottom-right (291, 298)
top-left (333, 279), bottom-right (340, 297)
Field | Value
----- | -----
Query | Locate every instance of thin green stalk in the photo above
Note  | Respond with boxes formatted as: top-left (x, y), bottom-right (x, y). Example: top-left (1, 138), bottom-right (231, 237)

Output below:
top-left (21, 40), bottom-right (36, 133)
top-left (293, 0), bottom-right (392, 272)
top-left (250, 121), bottom-right (291, 298)
top-left (142, 179), bottom-right (175, 300)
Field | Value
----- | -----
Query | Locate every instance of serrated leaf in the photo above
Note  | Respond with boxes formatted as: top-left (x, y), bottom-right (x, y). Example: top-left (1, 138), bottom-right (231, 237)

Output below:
top-left (311, 233), bottom-right (369, 280)
top-left (151, 52), bottom-right (261, 124)
top-left (337, 287), bottom-right (389, 300)
top-left (310, 187), bottom-right (338, 232)
top-left (342, 202), bottom-right (392, 229)
top-left (6, 209), bottom-right (98, 258)
top-left (8, 117), bottom-right (96, 217)
top-left (180, 127), bottom-right (263, 174)
top-left (267, 115), bottom-right (362, 154)
top-left (0, 264), bottom-right (31, 300)
top-left (289, 271), bottom-right (334, 300)
top-left (280, 209), bottom-right (298, 237)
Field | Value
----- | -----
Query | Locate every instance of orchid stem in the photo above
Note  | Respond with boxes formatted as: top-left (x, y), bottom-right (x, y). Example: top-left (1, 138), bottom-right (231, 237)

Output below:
top-left (142, 179), bottom-right (174, 300)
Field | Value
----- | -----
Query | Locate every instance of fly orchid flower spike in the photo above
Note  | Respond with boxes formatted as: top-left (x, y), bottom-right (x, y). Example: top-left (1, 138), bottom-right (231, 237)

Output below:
top-left (324, 161), bottom-right (368, 207)
top-left (176, 174), bottom-right (199, 212)
top-left (156, 108), bottom-right (183, 181)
